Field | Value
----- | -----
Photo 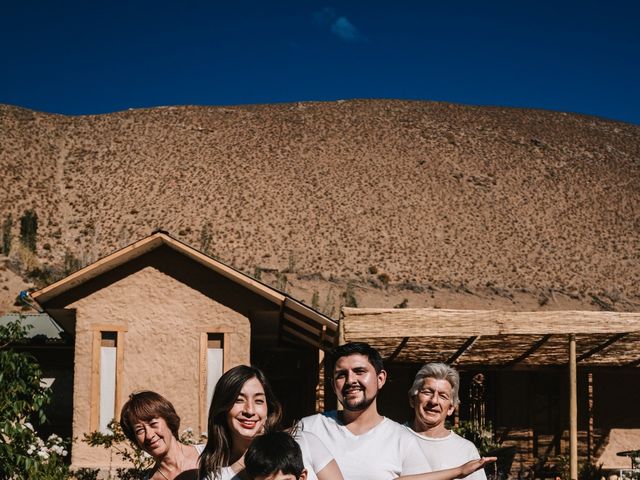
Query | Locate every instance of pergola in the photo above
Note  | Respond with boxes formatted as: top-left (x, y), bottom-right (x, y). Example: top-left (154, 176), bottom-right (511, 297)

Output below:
top-left (340, 308), bottom-right (640, 479)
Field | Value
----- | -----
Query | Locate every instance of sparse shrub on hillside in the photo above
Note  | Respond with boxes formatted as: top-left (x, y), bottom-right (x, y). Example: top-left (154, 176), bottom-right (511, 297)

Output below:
top-left (311, 290), bottom-right (320, 310)
top-left (27, 264), bottom-right (63, 288)
top-left (2, 214), bottom-right (13, 255)
top-left (341, 281), bottom-right (358, 308)
top-left (284, 250), bottom-right (297, 273)
top-left (200, 221), bottom-right (213, 253)
top-left (394, 298), bottom-right (409, 309)
top-left (253, 266), bottom-right (263, 281)
top-left (367, 265), bottom-right (378, 275)
top-left (321, 287), bottom-right (336, 318)
top-left (64, 250), bottom-right (82, 276)
top-left (275, 272), bottom-right (288, 293)
top-left (10, 244), bottom-right (40, 274)
top-left (398, 280), bottom-right (424, 293)
top-left (20, 209), bottom-right (38, 252)
top-left (377, 272), bottom-right (390, 287)
top-left (19, 209), bottom-right (38, 253)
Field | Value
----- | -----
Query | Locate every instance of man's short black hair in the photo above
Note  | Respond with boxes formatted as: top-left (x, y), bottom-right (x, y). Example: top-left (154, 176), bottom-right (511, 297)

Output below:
top-left (244, 431), bottom-right (305, 478)
top-left (332, 342), bottom-right (384, 374)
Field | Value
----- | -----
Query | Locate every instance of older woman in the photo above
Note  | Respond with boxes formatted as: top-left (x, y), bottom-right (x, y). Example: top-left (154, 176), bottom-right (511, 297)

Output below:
top-left (120, 390), bottom-right (202, 480)
top-left (198, 365), bottom-right (344, 480)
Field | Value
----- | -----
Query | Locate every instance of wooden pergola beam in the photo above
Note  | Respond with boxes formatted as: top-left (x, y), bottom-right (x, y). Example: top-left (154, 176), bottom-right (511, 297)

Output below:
top-left (447, 336), bottom-right (479, 364)
top-left (502, 334), bottom-right (552, 367)
top-left (577, 333), bottom-right (628, 362)
top-left (386, 337), bottom-right (409, 362)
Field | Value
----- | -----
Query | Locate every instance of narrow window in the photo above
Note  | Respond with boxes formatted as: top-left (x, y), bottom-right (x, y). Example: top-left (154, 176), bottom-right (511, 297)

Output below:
top-left (206, 333), bottom-right (224, 410)
top-left (99, 332), bottom-right (117, 432)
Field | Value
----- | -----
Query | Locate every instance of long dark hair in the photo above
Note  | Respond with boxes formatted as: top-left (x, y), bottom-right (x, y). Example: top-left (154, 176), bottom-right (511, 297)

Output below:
top-left (198, 365), bottom-right (282, 479)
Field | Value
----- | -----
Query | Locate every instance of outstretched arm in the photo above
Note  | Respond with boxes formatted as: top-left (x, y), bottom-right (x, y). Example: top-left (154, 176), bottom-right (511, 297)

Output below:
top-left (399, 457), bottom-right (497, 480)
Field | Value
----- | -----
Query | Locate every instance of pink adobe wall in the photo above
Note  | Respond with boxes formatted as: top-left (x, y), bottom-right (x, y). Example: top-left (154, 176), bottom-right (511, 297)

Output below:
top-left (68, 264), bottom-right (250, 471)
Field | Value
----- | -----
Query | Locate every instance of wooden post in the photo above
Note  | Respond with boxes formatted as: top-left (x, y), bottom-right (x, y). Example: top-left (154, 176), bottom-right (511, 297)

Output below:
top-left (337, 318), bottom-right (345, 411)
top-left (587, 372), bottom-right (593, 463)
top-left (569, 334), bottom-right (578, 480)
top-left (316, 326), bottom-right (327, 413)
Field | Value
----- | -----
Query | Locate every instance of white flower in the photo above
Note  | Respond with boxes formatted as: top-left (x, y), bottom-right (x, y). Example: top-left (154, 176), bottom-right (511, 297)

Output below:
top-left (37, 450), bottom-right (50, 460)
top-left (27, 445), bottom-right (36, 455)
top-left (184, 427), bottom-right (193, 433)
top-left (24, 422), bottom-right (34, 431)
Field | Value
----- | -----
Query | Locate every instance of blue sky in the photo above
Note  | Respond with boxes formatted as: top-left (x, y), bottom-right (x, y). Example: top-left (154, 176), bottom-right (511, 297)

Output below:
top-left (2, 0), bottom-right (639, 124)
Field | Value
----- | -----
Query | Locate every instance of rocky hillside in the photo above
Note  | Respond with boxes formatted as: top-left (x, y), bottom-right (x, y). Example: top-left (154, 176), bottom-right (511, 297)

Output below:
top-left (1, 100), bottom-right (638, 315)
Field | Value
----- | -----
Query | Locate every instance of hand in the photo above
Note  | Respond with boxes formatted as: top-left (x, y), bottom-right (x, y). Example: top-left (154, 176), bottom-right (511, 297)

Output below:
top-left (457, 457), bottom-right (497, 478)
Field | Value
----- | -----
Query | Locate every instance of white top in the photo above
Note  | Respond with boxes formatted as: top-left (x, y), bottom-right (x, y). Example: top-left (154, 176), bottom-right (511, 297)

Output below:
top-left (295, 430), bottom-right (334, 480)
top-left (403, 427), bottom-right (487, 480)
top-left (301, 412), bottom-right (431, 480)
top-left (210, 433), bottom-right (332, 480)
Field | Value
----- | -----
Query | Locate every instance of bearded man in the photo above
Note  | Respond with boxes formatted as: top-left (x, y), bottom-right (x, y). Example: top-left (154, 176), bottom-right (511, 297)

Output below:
top-left (404, 363), bottom-right (486, 480)
top-left (301, 342), bottom-right (431, 479)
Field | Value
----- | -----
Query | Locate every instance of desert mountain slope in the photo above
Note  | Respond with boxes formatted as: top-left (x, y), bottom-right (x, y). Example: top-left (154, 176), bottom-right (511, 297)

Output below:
top-left (1, 100), bottom-right (638, 314)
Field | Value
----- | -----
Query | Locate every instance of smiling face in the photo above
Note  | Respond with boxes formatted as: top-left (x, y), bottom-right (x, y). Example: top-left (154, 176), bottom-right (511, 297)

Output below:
top-left (333, 353), bottom-right (386, 412)
top-left (134, 416), bottom-right (175, 458)
top-left (227, 376), bottom-right (268, 445)
top-left (410, 377), bottom-right (455, 435)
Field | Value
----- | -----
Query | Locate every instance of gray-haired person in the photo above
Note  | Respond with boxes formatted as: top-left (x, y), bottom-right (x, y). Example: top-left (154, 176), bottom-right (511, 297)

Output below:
top-left (405, 363), bottom-right (487, 480)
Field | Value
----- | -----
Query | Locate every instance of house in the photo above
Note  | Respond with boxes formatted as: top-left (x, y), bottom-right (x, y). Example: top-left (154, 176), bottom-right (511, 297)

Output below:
top-left (29, 231), bottom-right (338, 471)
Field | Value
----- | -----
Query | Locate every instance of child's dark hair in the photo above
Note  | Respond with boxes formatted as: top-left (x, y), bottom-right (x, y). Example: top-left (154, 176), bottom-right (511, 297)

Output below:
top-left (244, 431), bottom-right (305, 478)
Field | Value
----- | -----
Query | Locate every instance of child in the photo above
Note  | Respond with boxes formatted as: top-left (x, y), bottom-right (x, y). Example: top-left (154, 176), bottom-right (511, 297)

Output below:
top-left (244, 431), bottom-right (308, 480)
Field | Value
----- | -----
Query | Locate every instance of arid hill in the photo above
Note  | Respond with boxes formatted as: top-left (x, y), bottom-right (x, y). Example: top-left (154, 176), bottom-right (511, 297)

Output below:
top-left (1, 100), bottom-right (638, 315)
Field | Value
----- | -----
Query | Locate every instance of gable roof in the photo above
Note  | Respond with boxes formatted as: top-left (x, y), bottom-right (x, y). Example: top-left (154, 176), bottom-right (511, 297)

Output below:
top-left (31, 231), bottom-right (338, 350)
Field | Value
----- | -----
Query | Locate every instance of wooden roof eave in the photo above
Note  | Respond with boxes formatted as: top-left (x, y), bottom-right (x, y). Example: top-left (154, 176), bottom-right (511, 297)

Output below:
top-left (341, 308), bottom-right (640, 367)
top-left (341, 308), bottom-right (640, 338)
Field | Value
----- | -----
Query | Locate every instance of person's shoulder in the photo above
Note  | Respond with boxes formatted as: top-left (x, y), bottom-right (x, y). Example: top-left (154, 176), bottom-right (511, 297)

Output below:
top-left (301, 411), bottom-right (339, 429)
top-left (450, 432), bottom-right (482, 454)
top-left (379, 417), bottom-right (421, 442)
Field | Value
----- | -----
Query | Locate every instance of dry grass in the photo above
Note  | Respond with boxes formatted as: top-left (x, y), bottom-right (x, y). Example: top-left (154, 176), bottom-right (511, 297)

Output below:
top-left (1, 100), bottom-right (638, 315)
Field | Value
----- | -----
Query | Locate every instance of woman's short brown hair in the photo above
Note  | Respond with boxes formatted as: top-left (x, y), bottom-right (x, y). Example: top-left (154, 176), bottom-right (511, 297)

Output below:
top-left (120, 391), bottom-right (181, 445)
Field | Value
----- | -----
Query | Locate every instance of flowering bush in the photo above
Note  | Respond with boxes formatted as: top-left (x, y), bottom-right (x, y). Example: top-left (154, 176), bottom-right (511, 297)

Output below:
top-left (0, 316), bottom-right (70, 478)
top-left (83, 419), bottom-right (154, 480)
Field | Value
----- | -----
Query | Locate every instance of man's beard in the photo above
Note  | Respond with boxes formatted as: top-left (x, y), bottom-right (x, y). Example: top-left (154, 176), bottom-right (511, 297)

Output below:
top-left (341, 385), bottom-right (377, 412)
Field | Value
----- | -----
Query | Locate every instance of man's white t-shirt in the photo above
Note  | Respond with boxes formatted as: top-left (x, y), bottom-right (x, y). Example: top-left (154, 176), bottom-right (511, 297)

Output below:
top-left (403, 426), bottom-right (487, 480)
top-left (294, 430), bottom-right (334, 480)
top-left (301, 412), bottom-right (431, 480)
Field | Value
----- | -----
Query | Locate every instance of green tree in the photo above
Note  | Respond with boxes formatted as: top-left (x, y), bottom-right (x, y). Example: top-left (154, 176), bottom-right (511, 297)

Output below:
top-left (1, 213), bottom-right (12, 255)
top-left (0, 315), bottom-right (70, 478)
top-left (19, 209), bottom-right (38, 253)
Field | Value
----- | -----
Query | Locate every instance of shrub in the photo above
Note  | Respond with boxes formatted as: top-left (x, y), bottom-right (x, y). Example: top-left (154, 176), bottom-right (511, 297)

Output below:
top-left (2, 214), bottom-right (12, 255)
top-left (83, 420), bottom-right (153, 480)
top-left (19, 209), bottom-right (38, 253)
top-left (0, 315), bottom-right (70, 478)
top-left (341, 281), bottom-right (358, 308)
